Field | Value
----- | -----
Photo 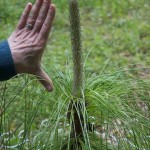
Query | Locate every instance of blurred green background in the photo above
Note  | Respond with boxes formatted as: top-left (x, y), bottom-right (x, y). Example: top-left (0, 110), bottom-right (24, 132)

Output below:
top-left (0, 0), bottom-right (150, 76)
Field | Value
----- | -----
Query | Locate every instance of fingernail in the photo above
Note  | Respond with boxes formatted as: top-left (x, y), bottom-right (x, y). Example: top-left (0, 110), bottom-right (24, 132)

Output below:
top-left (50, 3), bottom-right (54, 7)
top-left (47, 85), bottom-right (53, 92)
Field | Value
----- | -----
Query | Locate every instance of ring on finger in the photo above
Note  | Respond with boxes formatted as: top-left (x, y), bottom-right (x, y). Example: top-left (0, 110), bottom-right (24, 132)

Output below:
top-left (26, 23), bottom-right (33, 30)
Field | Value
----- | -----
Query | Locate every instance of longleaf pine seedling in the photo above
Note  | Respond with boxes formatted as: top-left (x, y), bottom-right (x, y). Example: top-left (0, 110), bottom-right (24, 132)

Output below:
top-left (67, 0), bottom-right (85, 149)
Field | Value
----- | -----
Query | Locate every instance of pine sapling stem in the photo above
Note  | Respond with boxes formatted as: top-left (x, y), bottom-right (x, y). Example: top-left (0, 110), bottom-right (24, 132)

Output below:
top-left (69, 0), bottom-right (83, 98)
top-left (67, 0), bottom-right (84, 149)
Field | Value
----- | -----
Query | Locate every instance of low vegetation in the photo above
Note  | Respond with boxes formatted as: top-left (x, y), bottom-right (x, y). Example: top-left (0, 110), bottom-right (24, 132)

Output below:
top-left (0, 0), bottom-right (149, 149)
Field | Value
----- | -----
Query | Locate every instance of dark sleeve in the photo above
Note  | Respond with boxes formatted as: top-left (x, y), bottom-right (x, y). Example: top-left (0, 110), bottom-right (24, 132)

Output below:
top-left (0, 40), bottom-right (17, 81)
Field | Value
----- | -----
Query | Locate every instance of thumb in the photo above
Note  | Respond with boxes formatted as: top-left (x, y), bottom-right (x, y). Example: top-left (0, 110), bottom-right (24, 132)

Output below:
top-left (36, 69), bottom-right (53, 92)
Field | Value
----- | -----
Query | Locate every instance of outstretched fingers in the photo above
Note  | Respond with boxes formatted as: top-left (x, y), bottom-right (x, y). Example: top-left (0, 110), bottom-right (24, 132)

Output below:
top-left (26, 0), bottom-right (43, 29)
top-left (17, 3), bottom-right (32, 30)
top-left (34, 0), bottom-right (51, 32)
top-left (39, 4), bottom-right (56, 41)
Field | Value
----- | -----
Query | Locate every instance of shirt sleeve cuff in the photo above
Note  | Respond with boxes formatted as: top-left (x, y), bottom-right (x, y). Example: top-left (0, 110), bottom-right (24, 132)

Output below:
top-left (0, 40), bottom-right (17, 81)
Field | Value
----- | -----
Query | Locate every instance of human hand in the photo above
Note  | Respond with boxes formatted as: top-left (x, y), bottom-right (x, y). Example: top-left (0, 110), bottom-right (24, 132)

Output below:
top-left (8, 0), bottom-right (56, 92)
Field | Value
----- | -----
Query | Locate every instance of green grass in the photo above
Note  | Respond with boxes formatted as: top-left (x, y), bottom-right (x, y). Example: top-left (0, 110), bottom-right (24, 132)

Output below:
top-left (0, 0), bottom-right (150, 149)
top-left (0, 0), bottom-right (150, 71)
